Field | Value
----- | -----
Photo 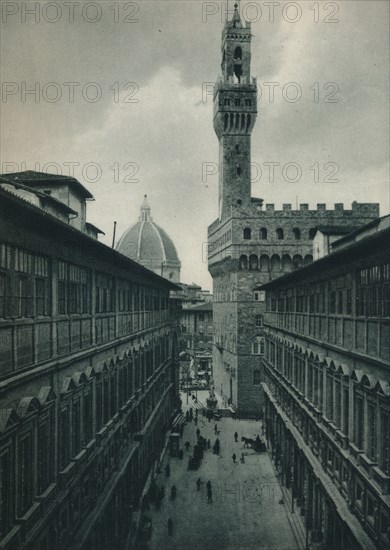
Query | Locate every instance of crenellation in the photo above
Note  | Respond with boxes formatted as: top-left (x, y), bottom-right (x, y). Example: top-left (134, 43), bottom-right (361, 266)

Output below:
top-left (266, 204), bottom-right (275, 211)
top-left (300, 204), bottom-right (309, 210)
top-left (283, 204), bottom-right (292, 211)
top-left (317, 203), bottom-right (326, 211)
top-left (335, 203), bottom-right (344, 212)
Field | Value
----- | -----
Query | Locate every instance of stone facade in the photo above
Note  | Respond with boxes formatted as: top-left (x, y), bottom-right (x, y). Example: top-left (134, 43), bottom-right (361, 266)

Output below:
top-left (207, 6), bottom-right (380, 416)
top-left (0, 177), bottom-right (180, 550)
top-left (260, 218), bottom-right (390, 549)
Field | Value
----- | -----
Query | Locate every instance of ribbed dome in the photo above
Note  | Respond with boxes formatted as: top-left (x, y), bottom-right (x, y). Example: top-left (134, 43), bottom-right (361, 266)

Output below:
top-left (116, 196), bottom-right (181, 282)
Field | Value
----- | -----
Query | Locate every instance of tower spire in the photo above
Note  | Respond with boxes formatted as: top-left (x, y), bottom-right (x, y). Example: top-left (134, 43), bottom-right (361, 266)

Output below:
top-left (140, 194), bottom-right (152, 222)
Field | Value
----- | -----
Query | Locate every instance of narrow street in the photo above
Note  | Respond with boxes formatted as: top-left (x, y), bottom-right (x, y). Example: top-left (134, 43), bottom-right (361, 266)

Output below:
top-left (145, 393), bottom-right (301, 550)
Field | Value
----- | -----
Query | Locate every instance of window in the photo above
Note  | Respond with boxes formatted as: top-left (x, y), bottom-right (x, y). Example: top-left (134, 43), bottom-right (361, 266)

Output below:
top-left (237, 166), bottom-right (242, 176)
top-left (260, 228), bottom-right (267, 240)
top-left (234, 46), bottom-right (242, 60)
top-left (0, 448), bottom-right (11, 538)
top-left (224, 98), bottom-right (230, 106)
top-left (354, 395), bottom-right (364, 449)
top-left (380, 409), bottom-right (390, 475)
top-left (235, 98), bottom-right (241, 106)
top-left (337, 290), bottom-right (343, 314)
top-left (293, 228), bottom-right (301, 240)
top-left (329, 291), bottom-right (336, 314)
top-left (254, 291), bottom-right (265, 302)
top-left (245, 98), bottom-right (251, 106)
top-left (252, 337), bottom-right (265, 355)
top-left (253, 370), bottom-right (261, 385)
top-left (367, 402), bottom-right (377, 460)
top-left (18, 434), bottom-right (33, 515)
top-left (243, 227), bottom-right (251, 240)
top-left (239, 255), bottom-right (248, 270)
top-left (255, 314), bottom-right (263, 327)
top-left (276, 228), bottom-right (284, 240)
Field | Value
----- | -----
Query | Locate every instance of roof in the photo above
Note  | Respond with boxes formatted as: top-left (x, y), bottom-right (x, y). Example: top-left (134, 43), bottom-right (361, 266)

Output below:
top-left (188, 302), bottom-right (213, 312)
top-left (0, 171), bottom-right (93, 199)
top-left (315, 225), bottom-right (360, 236)
top-left (116, 196), bottom-right (180, 266)
top-left (331, 215), bottom-right (389, 247)
top-left (0, 179), bottom-right (77, 215)
top-left (0, 186), bottom-right (179, 291)
top-left (116, 221), bottom-right (180, 263)
top-left (85, 222), bottom-right (105, 235)
top-left (258, 221), bottom-right (390, 291)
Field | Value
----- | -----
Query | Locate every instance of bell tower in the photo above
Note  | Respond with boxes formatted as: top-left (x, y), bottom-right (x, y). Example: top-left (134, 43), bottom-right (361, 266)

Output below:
top-left (213, 2), bottom-right (257, 218)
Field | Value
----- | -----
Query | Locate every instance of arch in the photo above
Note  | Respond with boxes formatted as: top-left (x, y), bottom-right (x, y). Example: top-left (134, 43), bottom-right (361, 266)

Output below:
top-left (235, 113), bottom-right (239, 129)
top-left (243, 227), bottom-right (251, 240)
top-left (61, 377), bottom-right (77, 394)
top-left (292, 254), bottom-right (303, 270)
top-left (276, 228), bottom-right (284, 240)
top-left (239, 255), bottom-right (248, 270)
top-left (270, 254), bottom-right (281, 271)
top-left (0, 408), bottom-right (20, 433)
top-left (293, 228), bottom-right (301, 240)
top-left (260, 254), bottom-right (269, 272)
top-left (72, 372), bottom-right (88, 386)
top-left (234, 46), bottom-right (242, 60)
top-left (282, 254), bottom-right (293, 272)
top-left (260, 227), bottom-right (267, 240)
top-left (304, 254), bottom-right (313, 265)
top-left (38, 386), bottom-right (57, 405)
top-left (351, 369), bottom-right (364, 383)
top-left (241, 113), bottom-right (245, 129)
top-left (230, 112), bottom-right (234, 129)
top-left (235, 97), bottom-right (241, 107)
top-left (374, 380), bottom-right (390, 396)
top-left (249, 254), bottom-right (258, 270)
top-left (361, 374), bottom-right (375, 388)
top-left (17, 397), bottom-right (41, 417)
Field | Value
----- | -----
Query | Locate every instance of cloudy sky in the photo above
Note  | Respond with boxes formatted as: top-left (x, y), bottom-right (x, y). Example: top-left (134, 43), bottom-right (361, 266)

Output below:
top-left (1, 0), bottom-right (389, 289)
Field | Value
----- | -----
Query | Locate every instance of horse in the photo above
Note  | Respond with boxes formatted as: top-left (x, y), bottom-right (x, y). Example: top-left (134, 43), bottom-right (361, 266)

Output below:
top-left (241, 436), bottom-right (255, 448)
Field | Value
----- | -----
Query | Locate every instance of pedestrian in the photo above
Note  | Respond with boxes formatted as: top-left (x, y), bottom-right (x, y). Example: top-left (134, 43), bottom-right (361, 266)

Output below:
top-left (196, 477), bottom-right (202, 491)
top-left (240, 453), bottom-right (245, 464)
top-left (207, 439), bottom-right (211, 449)
top-left (185, 441), bottom-right (190, 451)
top-left (196, 428), bottom-right (200, 438)
top-left (179, 448), bottom-right (184, 460)
top-left (234, 431), bottom-right (238, 442)
top-left (165, 463), bottom-right (170, 477)
top-left (171, 485), bottom-right (177, 500)
top-left (206, 480), bottom-right (212, 491)
top-left (232, 453), bottom-right (237, 463)
top-left (214, 424), bottom-right (218, 434)
top-left (194, 416), bottom-right (198, 426)
top-left (207, 487), bottom-right (213, 503)
top-left (168, 518), bottom-right (173, 536)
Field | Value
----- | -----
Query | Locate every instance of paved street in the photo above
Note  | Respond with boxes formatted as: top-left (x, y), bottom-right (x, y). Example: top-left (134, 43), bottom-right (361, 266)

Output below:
top-left (145, 393), bottom-right (301, 550)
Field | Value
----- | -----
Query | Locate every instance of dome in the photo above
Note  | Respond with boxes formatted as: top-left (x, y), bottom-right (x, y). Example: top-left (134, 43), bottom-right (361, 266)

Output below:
top-left (116, 195), bottom-right (181, 282)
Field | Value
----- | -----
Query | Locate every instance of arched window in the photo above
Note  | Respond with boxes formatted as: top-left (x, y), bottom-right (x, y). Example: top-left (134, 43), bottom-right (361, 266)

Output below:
top-left (309, 228), bottom-right (317, 239)
top-left (235, 98), bottom-right (241, 106)
top-left (252, 337), bottom-right (265, 355)
top-left (249, 254), bottom-right (258, 270)
top-left (253, 370), bottom-right (261, 385)
top-left (293, 228), bottom-right (301, 240)
top-left (245, 98), bottom-right (251, 106)
top-left (276, 228), bottom-right (284, 240)
top-left (234, 46), bottom-right (242, 60)
top-left (243, 227), bottom-right (251, 240)
top-left (239, 255), bottom-right (248, 270)
top-left (224, 98), bottom-right (230, 106)
top-left (260, 228), bottom-right (267, 240)
top-left (255, 314), bottom-right (263, 327)
top-left (260, 255), bottom-right (269, 272)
